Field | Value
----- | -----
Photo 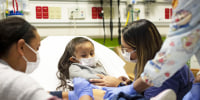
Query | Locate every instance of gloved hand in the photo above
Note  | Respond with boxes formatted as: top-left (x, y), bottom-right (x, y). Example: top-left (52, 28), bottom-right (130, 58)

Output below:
top-left (102, 82), bottom-right (137, 99)
top-left (73, 78), bottom-right (98, 99)
top-left (183, 83), bottom-right (200, 100)
top-left (68, 91), bottom-right (78, 100)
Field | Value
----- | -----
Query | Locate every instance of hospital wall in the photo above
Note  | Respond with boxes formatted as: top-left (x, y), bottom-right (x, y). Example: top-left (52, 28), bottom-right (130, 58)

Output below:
top-left (24, 0), bottom-right (172, 37)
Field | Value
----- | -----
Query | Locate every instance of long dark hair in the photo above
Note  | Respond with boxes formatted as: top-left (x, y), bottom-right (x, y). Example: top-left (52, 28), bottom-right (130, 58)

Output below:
top-left (122, 19), bottom-right (163, 79)
top-left (0, 17), bottom-right (36, 58)
top-left (56, 37), bottom-right (94, 91)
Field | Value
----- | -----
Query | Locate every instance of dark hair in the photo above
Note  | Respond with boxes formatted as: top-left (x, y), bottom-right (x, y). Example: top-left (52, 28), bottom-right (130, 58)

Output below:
top-left (122, 19), bottom-right (163, 79)
top-left (0, 17), bottom-right (36, 58)
top-left (56, 37), bottom-right (94, 91)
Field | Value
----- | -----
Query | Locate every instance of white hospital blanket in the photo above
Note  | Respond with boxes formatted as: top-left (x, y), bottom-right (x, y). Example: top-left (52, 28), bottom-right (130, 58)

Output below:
top-left (30, 36), bottom-right (127, 91)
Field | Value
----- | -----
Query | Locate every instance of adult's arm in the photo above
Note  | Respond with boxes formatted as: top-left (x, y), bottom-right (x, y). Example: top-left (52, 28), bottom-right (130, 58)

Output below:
top-left (139, 0), bottom-right (200, 90)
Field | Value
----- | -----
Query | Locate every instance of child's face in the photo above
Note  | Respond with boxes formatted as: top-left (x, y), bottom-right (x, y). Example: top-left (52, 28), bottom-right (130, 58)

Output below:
top-left (75, 42), bottom-right (95, 60)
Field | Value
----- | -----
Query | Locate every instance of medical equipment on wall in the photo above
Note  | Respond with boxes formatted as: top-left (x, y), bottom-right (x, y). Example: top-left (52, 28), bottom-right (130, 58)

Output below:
top-left (0, 0), bottom-right (6, 19)
top-left (8, 0), bottom-right (24, 17)
top-left (110, 0), bottom-right (113, 41)
top-left (100, 0), bottom-right (106, 45)
top-left (134, 8), bottom-right (140, 20)
top-left (125, 0), bottom-right (139, 27)
top-left (100, 0), bottom-right (120, 44)
top-left (144, 0), bottom-right (155, 17)
top-left (21, 0), bottom-right (29, 13)
top-left (124, 4), bottom-right (132, 27)
top-left (3, 0), bottom-right (30, 18)
top-left (117, 0), bottom-right (121, 45)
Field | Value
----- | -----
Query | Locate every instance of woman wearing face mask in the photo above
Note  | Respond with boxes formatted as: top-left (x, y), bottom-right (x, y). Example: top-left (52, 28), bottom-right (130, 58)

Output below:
top-left (56, 37), bottom-right (108, 91)
top-left (90, 19), bottom-right (194, 100)
top-left (0, 17), bottom-right (61, 100)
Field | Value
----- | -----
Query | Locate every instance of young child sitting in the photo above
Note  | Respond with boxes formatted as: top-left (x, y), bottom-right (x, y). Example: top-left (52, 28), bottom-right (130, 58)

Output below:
top-left (56, 37), bottom-right (107, 90)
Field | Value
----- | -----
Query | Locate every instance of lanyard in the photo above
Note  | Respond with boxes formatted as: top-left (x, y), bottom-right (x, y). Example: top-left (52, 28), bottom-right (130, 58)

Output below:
top-left (100, 0), bottom-right (106, 45)
top-left (117, 0), bottom-right (121, 45)
top-left (13, 0), bottom-right (19, 13)
top-left (110, 0), bottom-right (113, 41)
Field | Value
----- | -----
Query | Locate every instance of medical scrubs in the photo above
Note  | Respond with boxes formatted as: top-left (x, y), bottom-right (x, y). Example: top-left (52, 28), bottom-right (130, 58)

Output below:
top-left (0, 59), bottom-right (52, 100)
top-left (144, 65), bottom-right (194, 100)
top-left (141, 0), bottom-right (200, 87)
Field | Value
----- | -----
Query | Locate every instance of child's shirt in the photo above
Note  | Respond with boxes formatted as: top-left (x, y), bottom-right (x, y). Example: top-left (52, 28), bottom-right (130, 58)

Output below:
top-left (69, 61), bottom-right (108, 80)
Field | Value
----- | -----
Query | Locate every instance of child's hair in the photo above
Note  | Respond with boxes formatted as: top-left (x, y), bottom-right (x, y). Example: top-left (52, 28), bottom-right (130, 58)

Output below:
top-left (56, 37), bottom-right (94, 91)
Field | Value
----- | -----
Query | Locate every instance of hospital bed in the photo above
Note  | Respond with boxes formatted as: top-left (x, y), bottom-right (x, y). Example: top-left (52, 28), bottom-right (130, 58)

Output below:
top-left (30, 36), bottom-right (128, 91)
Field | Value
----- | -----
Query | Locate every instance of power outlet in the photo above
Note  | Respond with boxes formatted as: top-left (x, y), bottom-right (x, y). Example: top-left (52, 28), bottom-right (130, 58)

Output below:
top-left (69, 8), bottom-right (85, 19)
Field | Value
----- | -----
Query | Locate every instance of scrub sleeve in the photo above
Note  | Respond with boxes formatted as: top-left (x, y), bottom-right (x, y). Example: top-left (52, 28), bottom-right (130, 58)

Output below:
top-left (141, 0), bottom-right (200, 87)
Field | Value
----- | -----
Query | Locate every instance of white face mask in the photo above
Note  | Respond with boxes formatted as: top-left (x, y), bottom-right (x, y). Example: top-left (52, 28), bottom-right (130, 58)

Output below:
top-left (23, 43), bottom-right (40, 74)
top-left (79, 56), bottom-right (98, 67)
top-left (122, 50), bottom-right (137, 63)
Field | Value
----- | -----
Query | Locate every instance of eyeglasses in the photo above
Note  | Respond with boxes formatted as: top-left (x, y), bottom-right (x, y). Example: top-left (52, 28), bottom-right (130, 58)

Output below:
top-left (121, 47), bottom-right (136, 53)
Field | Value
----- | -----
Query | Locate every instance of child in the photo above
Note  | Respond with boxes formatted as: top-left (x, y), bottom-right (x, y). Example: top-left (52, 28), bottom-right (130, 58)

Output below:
top-left (56, 37), bottom-right (107, 90)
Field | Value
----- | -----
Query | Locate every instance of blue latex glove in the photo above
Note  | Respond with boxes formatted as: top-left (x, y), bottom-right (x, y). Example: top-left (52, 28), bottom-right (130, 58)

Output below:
top-left (183, 83), bottom-right (200, 100)
top-left (102, 82), bottom-right (137, 100)
top-left (68, 91), bottom-right (78, 100)
top-left (73, 78), bottom-right (98, 99)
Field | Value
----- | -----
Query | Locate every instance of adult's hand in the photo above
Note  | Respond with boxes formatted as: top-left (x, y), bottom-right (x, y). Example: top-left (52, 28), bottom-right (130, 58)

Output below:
top-left (89, 74), bottom-right (122, 87)
top-left (73, 78), bottom-right (95, 99)
top-left (102, 82), bottom-right (137, 99)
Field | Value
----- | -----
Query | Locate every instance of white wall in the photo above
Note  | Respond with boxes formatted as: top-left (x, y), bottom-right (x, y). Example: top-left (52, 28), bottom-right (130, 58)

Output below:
top-left (35, 25), bottom-right (170, 38)
top-left (25, 0), bottom-right (172, 37)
